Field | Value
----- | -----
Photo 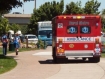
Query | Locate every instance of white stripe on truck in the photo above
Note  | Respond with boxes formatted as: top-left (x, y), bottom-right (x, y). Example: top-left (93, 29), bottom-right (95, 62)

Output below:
top-left (56, 37), bottom-right (101, 43)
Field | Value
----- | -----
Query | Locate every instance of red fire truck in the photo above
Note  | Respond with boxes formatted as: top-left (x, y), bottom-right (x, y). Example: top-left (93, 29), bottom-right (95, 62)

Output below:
top-left (52, 15), bottom-right (101, 63)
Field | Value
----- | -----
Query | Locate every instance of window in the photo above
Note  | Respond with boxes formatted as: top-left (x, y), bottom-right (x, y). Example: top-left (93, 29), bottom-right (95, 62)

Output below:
top-left (67, 26), bottom-right (78, 34)
top-left (39, 30), bottom-right (52, 36)
top-left (80, 26), bottom-right (91, 34)
top-left (28, 36), bottom-right (37, 39)
top-left (41, 26), bottom-right (52, 28)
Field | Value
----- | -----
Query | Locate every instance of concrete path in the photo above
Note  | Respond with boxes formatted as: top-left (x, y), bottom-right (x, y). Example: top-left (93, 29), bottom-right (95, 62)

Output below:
top-left (0, 46), bottom-right (105, 79)
top-left (0, 47), bottom-right (60, 79)
top-left (47, 58), bottom-right (105, 79)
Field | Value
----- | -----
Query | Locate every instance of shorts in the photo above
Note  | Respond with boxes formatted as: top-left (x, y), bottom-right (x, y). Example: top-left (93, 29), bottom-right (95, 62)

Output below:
top-left (14, 43), bottom-right (20, 48)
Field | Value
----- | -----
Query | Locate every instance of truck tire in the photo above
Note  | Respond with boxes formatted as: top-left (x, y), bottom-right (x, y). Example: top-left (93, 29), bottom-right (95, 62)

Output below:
top-left (53, 57), bottom-right (68, 63)
top-left (94, 57), bottom-right (100, 63)
top-left (52, 47), bottom-right (57, 63)
top-left (53, 57), bottom-right (57, 63)
top-left (88, 57), bottom-right (100, 63)
top-left (56, 57), bottom-right (68, 63)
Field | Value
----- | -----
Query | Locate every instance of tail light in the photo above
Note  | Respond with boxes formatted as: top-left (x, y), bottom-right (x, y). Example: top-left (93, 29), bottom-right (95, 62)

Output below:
top-left (73, 16), bottom-right (85, 19)
top-left (57, 48), bottom-right (64, 53)
top-left (95, 38), bottom-right (99, 48)
top-left (95, 38), bottom-right (99, 44)
top-left (57, 38), bottom-right (64, 54)
top-left (58, 38), bottom-right (63, 47)
top-left (58, 38), bottom-right (63, 43)
top-left (94, 38), bottom-right (100, 54)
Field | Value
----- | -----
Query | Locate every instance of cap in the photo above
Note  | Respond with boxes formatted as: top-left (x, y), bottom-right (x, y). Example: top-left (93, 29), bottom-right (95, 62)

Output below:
top-left (15, 32), bottom-right (18, 35)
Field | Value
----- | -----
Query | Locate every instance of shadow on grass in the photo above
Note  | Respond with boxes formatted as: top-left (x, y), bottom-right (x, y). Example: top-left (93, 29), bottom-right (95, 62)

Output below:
top-left (0, 54), bottom-right (18, 59)
top-left (0, 54), bottom-right (12, 59)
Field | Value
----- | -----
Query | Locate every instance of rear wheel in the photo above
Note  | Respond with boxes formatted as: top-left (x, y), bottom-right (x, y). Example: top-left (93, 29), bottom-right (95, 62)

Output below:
top-left (52, 47), bottom-right (57, 63)
top-left (88, 57), bottom-right (100, 63)
top-left (94, 57), bottom-right (100, 62)
top-left (53, 57), bottom-right (57, 63)
top-left (56, 57), bottom-right (68, 63)
top-left (53, 56), bottom-right (68, 63)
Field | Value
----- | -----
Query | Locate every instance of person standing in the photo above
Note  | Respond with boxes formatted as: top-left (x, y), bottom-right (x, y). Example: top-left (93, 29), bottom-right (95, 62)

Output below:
top-left (13, 33), bottom-right (21, 55)
top-left (1, 33), bottom-right (8, 56)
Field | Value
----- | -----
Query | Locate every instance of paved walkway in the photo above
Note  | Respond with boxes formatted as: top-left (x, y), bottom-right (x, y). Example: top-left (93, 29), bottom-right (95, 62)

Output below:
top-left (0, 47), bottom-right (60, 79)
top-left (1, 46), bottom-right (105, 79)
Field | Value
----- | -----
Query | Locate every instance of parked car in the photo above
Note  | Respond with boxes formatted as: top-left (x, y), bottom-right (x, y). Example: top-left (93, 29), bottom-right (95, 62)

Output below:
top-left (24, 34), bottom-right (38, 44)
top-left (13, 12), bottom-right (22, 14)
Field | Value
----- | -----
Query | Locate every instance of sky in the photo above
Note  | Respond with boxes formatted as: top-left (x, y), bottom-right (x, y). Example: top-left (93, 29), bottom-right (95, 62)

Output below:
top-left (11, 0), bottom-right (105, 14)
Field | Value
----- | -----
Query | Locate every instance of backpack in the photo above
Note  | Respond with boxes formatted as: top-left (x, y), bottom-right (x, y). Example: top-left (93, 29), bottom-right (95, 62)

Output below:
top-left (2, 35), bottom-right (7, 44)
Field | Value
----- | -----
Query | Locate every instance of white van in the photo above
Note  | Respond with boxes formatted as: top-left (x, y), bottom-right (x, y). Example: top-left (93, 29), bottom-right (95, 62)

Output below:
top-left (24, 34), bottom-right (38, 44)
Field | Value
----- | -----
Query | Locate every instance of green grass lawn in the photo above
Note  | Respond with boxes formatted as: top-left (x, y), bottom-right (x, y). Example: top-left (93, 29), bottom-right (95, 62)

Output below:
top-left (101, 53), bottom-right (105, 57)
top-left (0, 55), bottom-right (17, 74)
top-left (101, 51), bottom-right (105, 58)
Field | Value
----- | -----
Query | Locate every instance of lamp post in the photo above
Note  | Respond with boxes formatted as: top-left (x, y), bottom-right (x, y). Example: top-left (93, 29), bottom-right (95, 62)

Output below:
top-left (35, 0), bottom-right (36, 10)
top-left (23, 1), bottom-right (24, 14)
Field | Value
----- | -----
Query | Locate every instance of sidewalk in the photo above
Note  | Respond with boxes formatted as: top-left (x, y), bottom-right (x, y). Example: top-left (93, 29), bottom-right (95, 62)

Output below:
top-left (0, 47), bottom-right (60, 79)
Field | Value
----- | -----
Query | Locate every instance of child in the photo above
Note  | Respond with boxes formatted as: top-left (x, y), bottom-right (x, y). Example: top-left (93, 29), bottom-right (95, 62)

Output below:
top-left (13, 33), bottom-right (21, 55)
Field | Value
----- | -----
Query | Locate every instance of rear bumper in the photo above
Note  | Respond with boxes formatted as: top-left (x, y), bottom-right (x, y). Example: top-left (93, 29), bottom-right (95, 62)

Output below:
top-left (57, 50), bottom-right (100, 58)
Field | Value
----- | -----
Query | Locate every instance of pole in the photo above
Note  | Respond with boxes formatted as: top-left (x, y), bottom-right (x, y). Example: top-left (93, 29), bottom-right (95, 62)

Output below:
top-left (35, 0), bottom-right (36, 10)
top-left (23, 1), bottom-right (24, 14)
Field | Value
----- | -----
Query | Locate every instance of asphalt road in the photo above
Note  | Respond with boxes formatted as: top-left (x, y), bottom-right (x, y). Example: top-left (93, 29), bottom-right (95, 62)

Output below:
top-left (47, 58), bottom-right (105, 79)
top-left (0, 46), bottom-right (105, 79)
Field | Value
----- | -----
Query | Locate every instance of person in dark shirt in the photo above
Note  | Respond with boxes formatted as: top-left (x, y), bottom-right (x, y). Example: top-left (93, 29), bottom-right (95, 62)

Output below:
top-left (2, 33), bottom-right (8, 56)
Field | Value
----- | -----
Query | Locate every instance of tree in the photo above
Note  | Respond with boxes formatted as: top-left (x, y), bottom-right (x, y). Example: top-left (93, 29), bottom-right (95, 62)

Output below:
top-left (50, 0), bottom-right (64, 19)
top-left (101, 17), bottom-right (105, 29)
top-left (0, 18), bottom-right (10, 35)
top-left (29, 0), bottom-right (64, 34)
top-left (64, 0), bottom-right (101, 15)
top-left (0, 0), bottom-right (22, 14)
top-left (101, 9), bottom-right (105, 15)
top-left (64, 1), bottom-right (84, 14)
top-left (83, 0), bottom-right (101, 14)
top-left (32, 0), bottom-right (64, 21)
top-left (101, 9), bottom-right (105, 29)
top-left (9, 23), bottom-right (20, 33)
top-left (19, 25), bottom-right (28, 34)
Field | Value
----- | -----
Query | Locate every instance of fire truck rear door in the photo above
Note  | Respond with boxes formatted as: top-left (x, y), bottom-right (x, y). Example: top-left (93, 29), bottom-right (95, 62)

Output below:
top-left (64, 19), bottom-right (94, 51)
